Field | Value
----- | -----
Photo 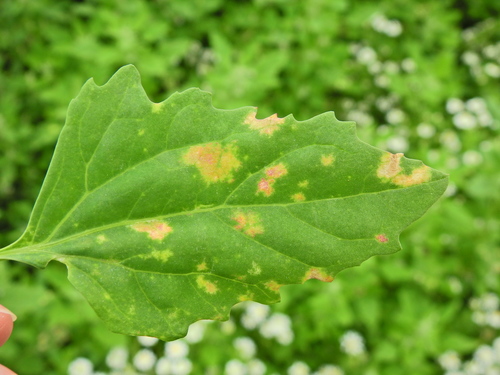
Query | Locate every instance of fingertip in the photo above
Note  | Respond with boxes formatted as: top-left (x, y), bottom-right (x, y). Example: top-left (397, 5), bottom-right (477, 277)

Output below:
top-left (0, 306), bottom-right (16, 322)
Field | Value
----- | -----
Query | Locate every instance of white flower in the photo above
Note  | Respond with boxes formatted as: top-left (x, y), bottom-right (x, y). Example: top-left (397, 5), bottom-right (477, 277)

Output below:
top-left (221, 319), bottom-right (237, 334)
top-left (68, 357), bottom-right (94, 375)
top-left (225, 359), bottom-right (248, 375)
top-left (401, 58), bottom-right (416, 73)
top-left (374, 75), bottom-right (390, 88)
top-left (185, 321), bottom-right (208, 344)
top-left (446, 98), bottom-right (464, 114)
top-left (384, 61), bottom-right (400, 74)
top-left (376, 97), bottom-right (393, 112)
top-left (384, 20), bottom-right (403, 37)
top-left (171, 357), bottom-right (193, 375)
top-left (156, 357), bottom-right (173, 375)
top-left (486, 311), bottom-right (500, 328)
top-left (356, 46), bottom-right (377, 64)
top-left (453, 112), bottom-right (477, 130)
top-left (417, 123), bottom-right (436, 139)
top-left (347, 109), bottom-right (373, 127)
top-left (474, 345), bottom-right (496, 368)
top-left (248, 359), bottom-right (267, 375)
top-left (438, 350), bottom-right (461, 371)
top-left (340, 330), bottom-right (365, 356)
top-left (462, 51), bottom-right (480, 66)
top-left (472, 311), bottom-right (487, 326)
top-left (484, 63), bottom-right (500, 78)
top-left (165, 340), bottom-right (189, 358)
top-left (288, 361), bottom-right (310, 375)
top-left (480, 293), bottom-right (500, 312)
top-left (447, 277), bottom-right (463, 294)
top-left (387, 136), bottom-right (409, 153)
top-left (465, 97), bottom-right (487, 114)
top-left (463, 360), bottom-right (482, 375)
top-left (444, 183), bottom-right (457, 197)
top-left (367, 61), bottom-right (383, 74)
top-left (241, 303), bottom-right (270, 330)
top-left (440, 130), bottom-right (461, 152)
top-left (462, 150), bottom-right (483, 166)
top-left (478, 112), bottom-right (493, 127)
top-left (259, 313), bottom-right (294, 345)
top-left (133, 349), bottom-right (156, 372)
top-left (137, 336), bottom-right (159, 347)
top-left (386, 108), bottom-right (405, 124)
top-left (314, 364), bottom-right (344, 375)
top-left (234, 337), bottom-right (257, 360)
top-left (106, 347), bottom-right (129, 370)
top-left (483, 44), bottom-right (499, 59)
top-left (493, 337), bottom-right (500, 357)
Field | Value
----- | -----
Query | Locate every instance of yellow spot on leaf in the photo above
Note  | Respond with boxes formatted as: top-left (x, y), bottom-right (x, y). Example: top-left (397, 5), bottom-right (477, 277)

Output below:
top-left (377, 152), bottom-right (431, 187)
top-left (257, 163), bottom-right (288, 197)
top-left (96, 235), bottom-right (107, 244)
top-left (244, 111), bottom-right (285, 136)
top-left (248, 261), bottom-right (262, 275)
top-left (152, 102), bottom-right (164, 113)
top-left (238, 293), bottom-right (255, 302)
top-left (197, 262), bottom-right (208, 271)
top-left (138, 129), bottom-right (145, 136)
top-left (264, 280), bottom-right (283, 292)
top-left (298, 180), bottom-right (309, 188)
top-left (196, 275), bottom-right (218, 294)
top-left (183, 142), bottom-right (241, 184)
top-left (139, 249), bottom-right (173, 262)
top-left (321, 154), bottom-right (335, 166)
top-left (232, 210), bottom-right (264, 237)
top-left (131, 220), bottom-right (173, 240)
top-left (303, 268), bottom-right (334, 283)
top-left (291, 192), bottom-right (306, 202)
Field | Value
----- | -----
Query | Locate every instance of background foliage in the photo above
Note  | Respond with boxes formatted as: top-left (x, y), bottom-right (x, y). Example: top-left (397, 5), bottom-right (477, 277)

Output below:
top-left (0, 0), bottom-right (499, 374)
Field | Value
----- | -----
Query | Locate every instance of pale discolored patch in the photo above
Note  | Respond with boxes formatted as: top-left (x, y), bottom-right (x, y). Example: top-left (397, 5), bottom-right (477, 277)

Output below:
top-left (131, 220), bottom-right (173, 240)
top-left (375, 234), bottom-right (389, 243)
top-left (264, 280), bottom-right (283, 292)
top-left (151, 102), bottom-right (164, 113)
top-left (265, 163), bottom-right (288, 178)
top-left (139, 249), bottom-right (174, 262)
top-left (291, 192), bottom-right (306, 202)
top-left (303, 268), bottom-right (334, 283)
top-left (232, 210), bottom-right (264, 237)
top-left (257, 163), bottom-right (288, 197)
top-left (377, 152), bottom-right (403, 179)
top-left (238, 293), bottom-right (255, 302)
top-left (321, 154), bottom-right (335, 166)
top-left (197, 262), bottom-right (208, 271)
top-left (196, 275), bottom-right (218, 294)
top-left (244, 111), bottom-right (285, 136)
top-left (298, 180), bottom-right (309, 188)
top-left (247, 261), bottom-right (262, 275)
top-left (138, 129), bottom-right (145, 136)
top-left (377, 153), bottom-right (431, 187)
top-left (96, 235), bottom-right (107, 244)
top-left (183, 142), bottom-right (241, 184)
top-left (392, 166), bottom-right (431, 187)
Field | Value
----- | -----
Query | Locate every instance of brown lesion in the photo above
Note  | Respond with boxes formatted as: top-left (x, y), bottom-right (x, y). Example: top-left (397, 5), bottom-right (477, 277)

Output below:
top-left (232, 210), bottom-right (264, 237)
top-left (244, 111), bottom-right (285, 136)
top-left (183, 142), bottom-right (241, 184)
top-left (303, 268), bottom-right (334, 283)
top-left (377, 152), bottom-right (431, 187)
top-left (130, 220), bottom-right (173, 240)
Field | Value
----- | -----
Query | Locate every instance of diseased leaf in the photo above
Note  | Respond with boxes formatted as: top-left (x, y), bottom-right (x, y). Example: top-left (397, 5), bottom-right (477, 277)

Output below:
top-left (0, 65), bottom-right (448, 340)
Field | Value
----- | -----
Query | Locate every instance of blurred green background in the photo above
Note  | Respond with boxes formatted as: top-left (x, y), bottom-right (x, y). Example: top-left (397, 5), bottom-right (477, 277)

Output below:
top-left (0, 0), bottom-right (499, 374)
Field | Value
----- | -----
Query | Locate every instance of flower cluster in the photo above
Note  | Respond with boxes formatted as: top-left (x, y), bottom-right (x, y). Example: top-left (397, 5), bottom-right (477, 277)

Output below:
top-left (438, 337), bottom-right (500, 375)
top-left (470, 293), bottom-right (500, 328)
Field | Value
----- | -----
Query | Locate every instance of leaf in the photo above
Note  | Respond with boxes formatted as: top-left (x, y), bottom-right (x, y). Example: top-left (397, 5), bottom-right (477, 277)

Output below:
top-left (0, 65), bottom-right (448, 340)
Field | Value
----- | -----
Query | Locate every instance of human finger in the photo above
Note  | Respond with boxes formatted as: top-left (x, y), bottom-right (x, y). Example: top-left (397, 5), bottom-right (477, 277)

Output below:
top-left (0, 306), bottom-right (16, 347)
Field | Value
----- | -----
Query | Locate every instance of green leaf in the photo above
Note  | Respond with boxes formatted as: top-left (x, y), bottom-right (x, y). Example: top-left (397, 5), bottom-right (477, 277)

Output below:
top-left (0, 65), bottom-right (447, 340)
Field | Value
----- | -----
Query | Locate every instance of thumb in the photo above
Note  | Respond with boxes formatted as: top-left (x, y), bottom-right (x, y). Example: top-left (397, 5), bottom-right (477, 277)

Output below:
top-left (0, 305), bottom-right (16, 347)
